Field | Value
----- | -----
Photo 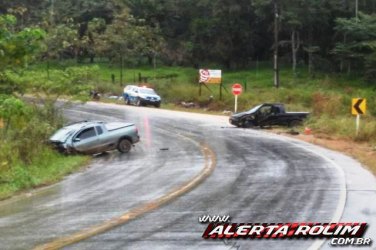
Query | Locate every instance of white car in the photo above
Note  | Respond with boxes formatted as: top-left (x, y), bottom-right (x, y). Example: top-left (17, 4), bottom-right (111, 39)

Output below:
top-left (123, 85), bottom-right (161, 108)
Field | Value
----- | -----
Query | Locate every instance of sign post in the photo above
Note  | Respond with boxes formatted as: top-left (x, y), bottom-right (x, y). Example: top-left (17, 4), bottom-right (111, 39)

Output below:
top-left (352, 98), bottom-right (366, 136)
top-left (235, 95), bottom-right (238, 113)
top-left (356, 114), bottom-right (360, 136)
top-left (232, 83), bottom-right (243, 113)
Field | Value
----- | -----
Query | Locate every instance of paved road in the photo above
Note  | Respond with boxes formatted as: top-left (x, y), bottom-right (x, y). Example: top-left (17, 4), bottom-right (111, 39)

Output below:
top-left (0, 102), bottom-right (375, 250)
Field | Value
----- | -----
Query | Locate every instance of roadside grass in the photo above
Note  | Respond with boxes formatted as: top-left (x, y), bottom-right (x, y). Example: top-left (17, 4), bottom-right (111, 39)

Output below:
top-left (0, 148), bottom-right (89, 200)
top-left (0, 93), bottom-right (90, 201)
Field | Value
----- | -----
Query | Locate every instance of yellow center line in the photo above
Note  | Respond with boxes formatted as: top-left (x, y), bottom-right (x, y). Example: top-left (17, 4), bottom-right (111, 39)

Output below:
top-left (34, 143), bottom-right (216, 250)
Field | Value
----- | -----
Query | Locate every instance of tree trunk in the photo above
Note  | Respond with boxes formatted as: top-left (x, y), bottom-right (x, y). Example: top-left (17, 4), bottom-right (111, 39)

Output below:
top-left (347, 61), bottom-right (351, 75)
top-left (308, 51), bottom-right (313, 75)
top-left (148, 55), bottom-right (153, 66)
top-left (120, 55), bottom-right (123, 86)
top-left (153, 53), bottom-right (157, 71)
top-left (46, 60), bottom-right (50, 80)
top-left (291, 30), bottom-right (300, 76)
top-left (340, 34), bottom-right (347, 72)
top-left (273, 0), bottom-right (280, 88)
top-left (308, 27), bottom-right (313, 76)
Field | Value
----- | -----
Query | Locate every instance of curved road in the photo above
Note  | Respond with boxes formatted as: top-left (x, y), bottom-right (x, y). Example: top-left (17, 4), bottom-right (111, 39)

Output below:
top-left (0, 102), bottom-right (375, 250)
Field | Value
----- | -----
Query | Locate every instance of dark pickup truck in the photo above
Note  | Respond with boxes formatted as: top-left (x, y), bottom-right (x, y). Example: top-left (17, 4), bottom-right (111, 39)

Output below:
top-left (229, 103), bottom-right (309, 128)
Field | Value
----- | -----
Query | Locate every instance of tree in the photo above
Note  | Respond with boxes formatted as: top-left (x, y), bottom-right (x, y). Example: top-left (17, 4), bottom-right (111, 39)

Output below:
top-left (0, 14), bottom-right (45, 94)
top-left (0, 95), bottom-right (27, 135)
top-left (0, 14), bottom-right (95, 133)
top-left (280, 1), bottom-right (302, 76)
top-left (40, 19), bottom-right (79, 78)
top-left (98, 9), bottom-right (164, 84)
top-left (86, 17), bottom-right (107, 63)
top-left (333, 12), bottom-right (376, 80)
top-left (253, 0), bottom-right (280, 86)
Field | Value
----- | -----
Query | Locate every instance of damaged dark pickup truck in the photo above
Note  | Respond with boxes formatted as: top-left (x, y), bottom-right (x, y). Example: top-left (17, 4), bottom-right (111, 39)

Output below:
top-left (229, 103), bottom-right (309, 128)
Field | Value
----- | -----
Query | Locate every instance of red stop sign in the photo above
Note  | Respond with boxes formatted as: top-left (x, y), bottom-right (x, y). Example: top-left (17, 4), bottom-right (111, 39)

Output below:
top-left (232, 83), bottom-right (242, 96)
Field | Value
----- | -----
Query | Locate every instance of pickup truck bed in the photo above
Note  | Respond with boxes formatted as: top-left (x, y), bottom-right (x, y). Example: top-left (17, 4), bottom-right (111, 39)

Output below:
top-left (105, 122), bottom-right (134, 131)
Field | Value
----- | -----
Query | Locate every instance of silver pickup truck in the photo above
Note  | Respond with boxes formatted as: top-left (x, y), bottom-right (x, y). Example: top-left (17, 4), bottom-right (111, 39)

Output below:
top-left (49, 121), bottom-right (140, 154)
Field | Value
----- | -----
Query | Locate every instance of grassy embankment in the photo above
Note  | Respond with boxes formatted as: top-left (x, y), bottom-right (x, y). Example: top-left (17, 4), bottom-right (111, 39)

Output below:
top-left (25, 62), bottom-right (376, 175)
top-left (0, 66), bottom-right (93, 200)
top-left (0, 152), bottom-right (88, 200)
top-left (0, 119), bottom-right (89, 200)
top-left (0, 101), bottom-right (90, 200)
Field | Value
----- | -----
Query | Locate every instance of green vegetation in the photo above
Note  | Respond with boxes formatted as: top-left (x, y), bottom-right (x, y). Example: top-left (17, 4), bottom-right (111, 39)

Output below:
top-left (0, 93), bottom-right (90, 200)
top-left (2, 0), bottom-right (376, 80)
top-left (0, 151), bottom-right (88, 200)
top-left (0, 15), bottom-right (92, 200)
top-left (0, 94), bottom-right (90, 200)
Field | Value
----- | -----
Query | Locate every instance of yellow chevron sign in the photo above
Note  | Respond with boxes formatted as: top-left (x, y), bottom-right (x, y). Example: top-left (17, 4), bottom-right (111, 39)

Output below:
top-left (352, 98), bottom-right (366, 115)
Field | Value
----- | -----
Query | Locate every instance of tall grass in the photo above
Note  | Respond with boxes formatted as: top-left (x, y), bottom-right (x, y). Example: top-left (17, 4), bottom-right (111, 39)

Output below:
top-left (0, 95), bottom-right (88, 200)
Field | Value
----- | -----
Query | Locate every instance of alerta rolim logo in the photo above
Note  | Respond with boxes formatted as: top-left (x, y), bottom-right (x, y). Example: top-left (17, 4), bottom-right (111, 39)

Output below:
top-left (200, 221), bottom-right (372, 246)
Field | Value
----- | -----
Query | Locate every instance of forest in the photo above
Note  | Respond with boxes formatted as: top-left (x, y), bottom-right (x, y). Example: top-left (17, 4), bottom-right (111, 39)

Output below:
top-left (1, 0), bottom-right (376, 80)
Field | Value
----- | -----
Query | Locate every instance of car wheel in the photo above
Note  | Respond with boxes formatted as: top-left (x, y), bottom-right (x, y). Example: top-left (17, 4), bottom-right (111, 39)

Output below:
top-left (289, 120), bottom-right (301, 128)
top-left (240, 119), bottom-right (252, 128)
top-left (125, 97), bottom-right (130, 105)
top-left (154, 103), bottom-right (160, 108)
top-left (136, 98), bottom-right (142, 106)
top-left (117, 139), bottom-right (132, 153)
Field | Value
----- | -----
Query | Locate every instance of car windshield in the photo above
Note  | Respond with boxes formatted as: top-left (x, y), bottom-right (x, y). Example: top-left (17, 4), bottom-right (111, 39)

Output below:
top-left (248, 104), bottom-right (263, 113)
top-left (139, 88), bottom-right (156, 95)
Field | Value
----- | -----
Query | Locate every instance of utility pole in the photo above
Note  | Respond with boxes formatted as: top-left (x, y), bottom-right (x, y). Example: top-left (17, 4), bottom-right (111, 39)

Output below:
top-left (273, 0), bottom-right (280, 88)
top-left (355, 0), bottom-right (359, 21)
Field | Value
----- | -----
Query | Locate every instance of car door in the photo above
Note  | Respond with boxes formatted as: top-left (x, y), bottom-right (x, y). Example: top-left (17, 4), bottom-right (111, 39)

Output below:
top-left (123, 86), bottom-right (131, 103)
top-left (94, 125), bottom-right (115, 152)
top-left (256, 105), bottom-right (273, 125)
top-left (72, 127), bottom-right (100, 154)
top-left (265, 106), bottom-right (281, 125)
top-left (128, 87), bottom-right (139, 104)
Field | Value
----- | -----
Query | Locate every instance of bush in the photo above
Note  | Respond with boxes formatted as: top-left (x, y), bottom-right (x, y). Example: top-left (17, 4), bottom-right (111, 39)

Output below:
top-left (0, 96), bottom-right (63, 165)
top-left (311, 92), bottom-right (344, 116)
top-left (0, 96), bottom-right (88, 199)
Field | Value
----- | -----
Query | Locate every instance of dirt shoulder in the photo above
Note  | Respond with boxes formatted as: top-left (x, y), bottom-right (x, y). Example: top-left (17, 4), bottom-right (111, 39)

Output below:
top-left (272, 128), bottom-right (376, 176)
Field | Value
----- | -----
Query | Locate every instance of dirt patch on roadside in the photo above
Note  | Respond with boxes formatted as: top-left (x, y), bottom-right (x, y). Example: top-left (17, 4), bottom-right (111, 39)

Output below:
top-left (274, 129), bottom-right (376, 176)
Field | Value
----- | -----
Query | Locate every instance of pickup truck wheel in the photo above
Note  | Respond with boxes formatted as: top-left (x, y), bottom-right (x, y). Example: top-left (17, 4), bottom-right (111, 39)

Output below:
top-left (240, 119), bottom-right (252, 128)
top-left (118, 139), bottom-right (132, 153)
top-left (125, 98), bottom-right (130, 105)
top-left (289, 120), bottom-right (301, 128)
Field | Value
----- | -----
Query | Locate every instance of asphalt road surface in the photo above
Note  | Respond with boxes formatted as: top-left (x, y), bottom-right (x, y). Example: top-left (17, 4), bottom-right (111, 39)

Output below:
top-left (0, 102), bottom-right (375, 250)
